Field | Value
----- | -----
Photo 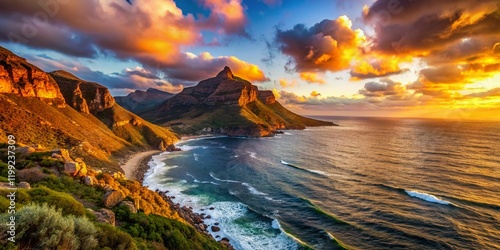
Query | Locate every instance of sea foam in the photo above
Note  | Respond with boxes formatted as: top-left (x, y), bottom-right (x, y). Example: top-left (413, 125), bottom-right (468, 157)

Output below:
top-left (405, 190), bottom-right (451, 205)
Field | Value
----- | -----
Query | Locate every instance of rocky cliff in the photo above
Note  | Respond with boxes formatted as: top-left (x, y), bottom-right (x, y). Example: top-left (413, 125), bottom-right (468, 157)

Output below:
top-left (49, 71), bottom-right (178, 151)
top-left (0, 46), bottom-right (65, 107)
top-left (141, 66), bottom-right (334, 137)
top-left (115, 88), bottom-right (175, 113)
top-left (49, 70), bottom-right (114, 114)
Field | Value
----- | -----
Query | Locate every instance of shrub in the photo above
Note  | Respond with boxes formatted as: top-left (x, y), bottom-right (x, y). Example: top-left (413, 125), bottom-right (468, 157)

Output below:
top-left (96, 223), bottom-right (137, 250)
top-left (39, 158), bottom-right (64, 169)
top-left (25, 151), bottom-right (52, 161)
top-left (0, 189), bottom-right (31, 213)
top-left (0, 204), bottom-right (98, 250)
top-left (35, 175), bottom-right (105, 203)
top-left (17, 167), bottom-right (48, 183)
top-left (28, 187), bottom-right (86, 216)
top-left (16, 159), bottom-right (36, 169)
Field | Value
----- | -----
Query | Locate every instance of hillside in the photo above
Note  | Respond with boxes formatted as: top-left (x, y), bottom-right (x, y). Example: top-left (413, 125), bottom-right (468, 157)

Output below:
top-left (141, 66), bottom-right (334, 137)
top-left (0, 47), bottom-right (178, 172)
top-left (49, 71), bottom-right (179, 151)
top-left (115, 88), bottom-right (175, 113)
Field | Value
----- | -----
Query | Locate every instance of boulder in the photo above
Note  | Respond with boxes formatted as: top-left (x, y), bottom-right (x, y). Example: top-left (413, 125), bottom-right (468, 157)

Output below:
top-left (74, 158), bottom-right (87, 176)
top-left (119, 201), bottom-right (137, 213)
top-left (102, 190), bottom-right (125, 208)
top-left (83, 176), bottom-right (97, 186)
top-left (93, 208), bottom-right (115, 226)
top-left (64, 162), bottom-right (80, 176)
top-left (18, 147), bottom-right (35, 156)
top-left (18, 181), bottom-right (31, 189)
top-left (211, 226), bottom-right (221, 232)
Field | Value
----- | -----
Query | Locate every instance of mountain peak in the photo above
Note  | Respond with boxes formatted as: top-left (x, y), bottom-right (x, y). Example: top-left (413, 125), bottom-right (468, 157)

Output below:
top-left (216, 66), bottom-right (234, 80)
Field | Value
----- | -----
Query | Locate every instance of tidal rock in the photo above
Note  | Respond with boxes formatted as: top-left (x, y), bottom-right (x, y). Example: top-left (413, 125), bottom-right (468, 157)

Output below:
top-left (102, 190), bottom-right (125, 208)
top-left (211, 226), bottom-right (221, 232)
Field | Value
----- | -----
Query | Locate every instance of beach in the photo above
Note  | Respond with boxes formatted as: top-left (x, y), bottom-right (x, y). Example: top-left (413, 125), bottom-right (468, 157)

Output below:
top-left (121, 150), bottom-right (161, 180)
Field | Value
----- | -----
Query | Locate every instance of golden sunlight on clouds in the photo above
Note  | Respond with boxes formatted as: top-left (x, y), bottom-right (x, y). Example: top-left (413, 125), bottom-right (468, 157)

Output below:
top-left (300, 72), bottom-right (325, 84)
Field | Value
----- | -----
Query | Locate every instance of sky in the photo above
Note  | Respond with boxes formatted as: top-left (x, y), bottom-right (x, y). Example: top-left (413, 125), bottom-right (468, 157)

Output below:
top-left (1, 0), bottom-right (499, 119)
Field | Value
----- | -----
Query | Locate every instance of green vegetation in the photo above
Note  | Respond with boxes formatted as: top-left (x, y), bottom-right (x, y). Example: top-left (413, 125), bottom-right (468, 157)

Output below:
top-left (114, 206), bottom-right (223, 250)
top-left (0, 204), bottom-right (98, 250)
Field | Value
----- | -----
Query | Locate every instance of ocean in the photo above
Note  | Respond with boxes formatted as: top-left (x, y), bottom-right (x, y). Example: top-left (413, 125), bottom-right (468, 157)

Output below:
top-left (143, 117), bottom-right (500, 250)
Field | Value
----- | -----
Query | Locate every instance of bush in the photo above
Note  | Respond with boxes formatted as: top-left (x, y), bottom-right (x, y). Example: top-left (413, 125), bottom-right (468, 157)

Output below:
top-left (0, 204), bottom-right (98, 250)
top-left (35, 175), bottom-right (105, 203)
top-left (16, 159), bottom-right (36, 169)
top-left (17, 167), bottom-right (48, 183)
top-left (25, 151), bottom-right (52, 161)
top-left (40, 158), bottom-right (64, 169)
top-left (115, 207), bottom-right (223, 250)
top-left (0, 189), bottom-right (31, 213)
top-left (28, 187), bottom-right (86, 216)
top-left (96, 223), bottom-right (137, 250)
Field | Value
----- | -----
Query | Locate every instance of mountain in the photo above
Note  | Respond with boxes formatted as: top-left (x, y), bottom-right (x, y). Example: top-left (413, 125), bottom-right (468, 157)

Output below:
top-left (141, 66), bottom-right (334, 137)
top-left (115, 88), bottom-right (175, 113)
top-left (0, 47), bottom-right (178, 172)
top-left (0, 46), bottom-right (65, 107)
top-left (49, 70), bottom-right (179, 151)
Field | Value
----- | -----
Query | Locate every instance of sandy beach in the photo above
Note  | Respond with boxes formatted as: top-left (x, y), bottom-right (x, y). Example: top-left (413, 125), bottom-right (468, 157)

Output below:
top-left (121, 150), bottom-right (161, 180)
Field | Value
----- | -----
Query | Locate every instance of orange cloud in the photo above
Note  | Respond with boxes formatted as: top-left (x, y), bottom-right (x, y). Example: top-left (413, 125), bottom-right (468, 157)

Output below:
top-left (275, 15), bottom-right (366, 72)
top-left (202, 0), bottom-right (248, 36)
top-left (300, 72), bottom-right (325, 84)
top-left (310, 91), bottom-right (321, 97)
top-left (279, 79), bottom-right (298, 88)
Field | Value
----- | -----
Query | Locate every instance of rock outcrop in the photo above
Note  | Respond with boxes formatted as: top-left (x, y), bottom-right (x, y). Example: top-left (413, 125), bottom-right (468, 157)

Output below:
top-left (0, 46), bottom-right (65, 107)
top-left (102, 189), bottom-right (125, 208)
top-left (141, 66), bottom-right (335, 136)
top-left (49, 70), bottom-right (114, 114)
top-left (92, 208), bottom-right (116, 226)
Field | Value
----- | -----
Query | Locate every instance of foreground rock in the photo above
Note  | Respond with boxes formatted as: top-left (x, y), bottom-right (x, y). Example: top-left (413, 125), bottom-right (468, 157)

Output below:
top-left (102, 190), bottom-right (125, 208)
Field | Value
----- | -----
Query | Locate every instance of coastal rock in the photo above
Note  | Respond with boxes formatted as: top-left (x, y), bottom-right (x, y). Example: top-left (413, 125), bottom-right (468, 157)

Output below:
top-left (102, 190), bottom-right (125, 208)
top-left (119, 201), bottom-right (138, 213)
top-left (0, 46), bottom-right (66, 107)
top-left (18, 181), bottom-right (31, 189)
top-left (64, 162), bottom-right (80, 176)
top-left (211, 226), bottom-right (221, 232)
top-left (93, 208), bottom-right (116, 226)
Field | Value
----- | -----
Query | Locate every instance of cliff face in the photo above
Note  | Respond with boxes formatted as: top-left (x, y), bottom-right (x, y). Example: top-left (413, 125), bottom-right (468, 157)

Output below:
top-left (0, 46), bottom-right (65, 107)
top-left (141, 66), bottom-right (334, 137)
top-left (49, 71), bottom-right (179, 151)
top-left (115, 88), bottom-right (175, 113)
top-left (49, 71), bottom-right (114, 114)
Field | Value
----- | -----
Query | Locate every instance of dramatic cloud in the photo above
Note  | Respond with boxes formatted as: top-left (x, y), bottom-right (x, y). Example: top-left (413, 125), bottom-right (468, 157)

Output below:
top-left (163, 52), bottom-right (268, 83)
top-left (359, 79), bottom-right (407, 97)
top-left (0, 0), bottom-right (262, 83)
top-left (23, 54), bottom-right (183, 93)
top-left (275, 16), bottom-right (366, 72)
top-left (299, 72), bottom-right (325, 84)
top-left (201, 0), bottom-right (249, 37)
top-left (350, 58), bottom-right (406, 79)
top-left (363, 0), bottom-right (500, 54)
top-left (467, 88), bottom-right (500, 98)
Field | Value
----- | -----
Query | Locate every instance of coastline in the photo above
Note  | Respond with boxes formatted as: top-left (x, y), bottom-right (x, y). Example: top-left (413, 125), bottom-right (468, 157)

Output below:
top-left (120, 150), bottom-right (161, 180)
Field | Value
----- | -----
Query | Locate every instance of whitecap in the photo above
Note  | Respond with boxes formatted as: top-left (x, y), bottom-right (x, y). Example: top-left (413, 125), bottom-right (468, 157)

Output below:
top-left (193, 153), bottom-right (199, 161)
top-left (242, 182), bottom-right (268, 196)
top-left (405, 190), bottom-right (451, 205)
top-left (247, 151), bottom-right (257, 158)
top-left (209, 172), bottom-right (239, 183)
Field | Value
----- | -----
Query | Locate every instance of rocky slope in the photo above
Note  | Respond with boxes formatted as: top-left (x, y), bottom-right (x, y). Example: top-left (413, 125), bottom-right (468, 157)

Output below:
top-left (49, 70), bottom-right (179, 151)
top-left (0, 47), bottom-right (178, 172)
top-left (115, 88), bottom-right (175, 113)
top-left (0, 46), bottom-right (65, 107)
top-left (141, 66), bottom-right (334, 137)
top-left (50, 70), bottom-right (114, 114)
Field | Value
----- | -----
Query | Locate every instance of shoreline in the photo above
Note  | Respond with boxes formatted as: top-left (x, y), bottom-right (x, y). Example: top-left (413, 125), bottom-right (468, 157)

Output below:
top-left (120, 150), bottom-right (161, 180)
